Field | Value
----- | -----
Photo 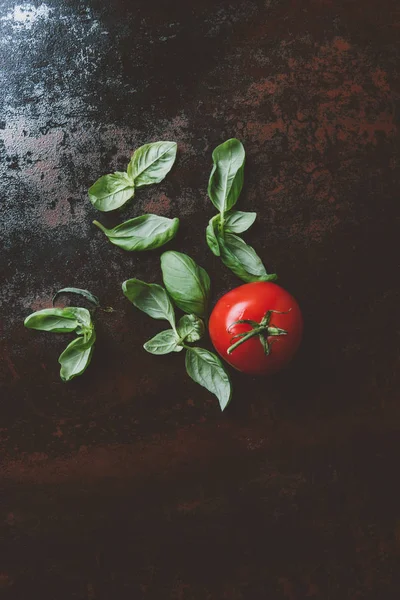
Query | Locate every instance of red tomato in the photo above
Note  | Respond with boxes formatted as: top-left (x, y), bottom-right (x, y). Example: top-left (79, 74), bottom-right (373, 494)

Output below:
top-left (209, 282), bottom-right (303, 375)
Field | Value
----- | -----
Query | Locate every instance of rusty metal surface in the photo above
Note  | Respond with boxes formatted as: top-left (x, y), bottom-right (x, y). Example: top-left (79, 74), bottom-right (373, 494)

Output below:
top-left (0, 0), bottom-right (399, 597)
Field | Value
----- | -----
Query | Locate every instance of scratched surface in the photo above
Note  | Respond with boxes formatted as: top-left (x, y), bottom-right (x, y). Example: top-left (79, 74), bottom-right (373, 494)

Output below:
top-left (1, 0), bottom-right (399, 598)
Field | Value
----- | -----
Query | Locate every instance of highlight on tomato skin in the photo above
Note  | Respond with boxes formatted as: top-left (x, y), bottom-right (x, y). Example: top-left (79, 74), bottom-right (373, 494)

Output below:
top-left (208, 282), bottom-right (303, 376)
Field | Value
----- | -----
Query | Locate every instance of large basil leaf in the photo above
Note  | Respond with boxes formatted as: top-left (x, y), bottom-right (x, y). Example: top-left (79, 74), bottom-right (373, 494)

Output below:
top-left (185, 347), bottom-right (232, 411)
top-left (93, 215), bottom-right (179, 252)
top-left (206, 214), bottom-right (221, 256)
top-left (225, 210), bottom-right (256, 234)
top-left (127, 141), bottom-right (177, 188)
top-left (208, 138), bottom-right (245, 214)
top-left (58, 330), bottom-right (96, 382)
top-left (122, 278), bottom-right (176, 328)
top-left (143, 329), bottom-right (182, 355)
top-left (219, 233), bottom-right (277, 283)
top-left (160, 251), bottom-right (210, 318)
top-left (177, 314), bottom-right (205, 343)
top-left (52, 288), bottom-right (100, 307)
top-left (88, 172), bottom-right (135, 212)
top-left (24, 308), bottom-right (80, 333)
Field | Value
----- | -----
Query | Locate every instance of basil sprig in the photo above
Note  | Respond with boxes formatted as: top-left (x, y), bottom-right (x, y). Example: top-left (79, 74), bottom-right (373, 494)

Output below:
top-left (93, 214), bottom-right (179, 252)
top-left (89, 141), bottom-right (177, 212)
top-left (122, 253), bottom-right (231, 411)
top-left (24, 294), bottom-right (97, 382)
top-left (206, 138), bottom-right (277, 283)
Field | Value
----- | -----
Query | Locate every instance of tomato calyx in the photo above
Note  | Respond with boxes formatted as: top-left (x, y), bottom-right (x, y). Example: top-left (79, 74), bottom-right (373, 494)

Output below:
top-left (227, 309), bottom-right (290, 356)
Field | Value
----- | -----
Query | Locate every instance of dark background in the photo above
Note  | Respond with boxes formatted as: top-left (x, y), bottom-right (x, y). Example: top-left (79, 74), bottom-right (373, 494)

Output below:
top-left (1, 0), bottom-right (399, 598)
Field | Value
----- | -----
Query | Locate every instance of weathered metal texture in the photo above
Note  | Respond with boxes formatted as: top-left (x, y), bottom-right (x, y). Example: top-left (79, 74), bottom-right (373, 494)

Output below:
top-left (0, 0), bottom-right (399, 597)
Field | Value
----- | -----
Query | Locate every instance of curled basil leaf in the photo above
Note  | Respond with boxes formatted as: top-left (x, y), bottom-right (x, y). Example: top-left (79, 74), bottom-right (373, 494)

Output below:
top-left (143, 329), bottom-right (182, 355)
top-left (127, 141), bottom-right (177, 188)
top-left (24, 308), bottom-right (80, 333)
top-left (122, 278), bottom-right (176, 329)
top-left (208, 138), bottom-right (245, 214)
top-left (160, 251), bottom-right (210, 319)
top-left (52, 288), bottom-right (100, 307)
top-left (93, 215), bottom-right (179, 252)
top-left (88, 172), bottom-right (135, 212)
top-left (219, 233), bottom-right (277, 283)
top-left (185, 347), bottom-right (232, 411)
top-left (206, 214), bottom-right (221, 257)
top-left (58, 329), bottom-right (96, 382)
top-left (177, 314), bottom-right (205, 343)
top-left (224, 210), bottom-right (256, 234)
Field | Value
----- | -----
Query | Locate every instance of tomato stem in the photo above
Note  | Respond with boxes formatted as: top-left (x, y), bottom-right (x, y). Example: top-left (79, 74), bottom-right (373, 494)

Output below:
top-left (227, 309), bottom-right (289, 355)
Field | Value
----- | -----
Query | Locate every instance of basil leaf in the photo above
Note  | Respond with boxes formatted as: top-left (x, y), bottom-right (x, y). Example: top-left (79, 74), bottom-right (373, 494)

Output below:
top-left (93, 215), bottom-right (179, 252)
top-left (68, 307), bottom-right (92, 332)
top-left (225, 210), bottom-right (257, 234)
top-left (52, 288), bottom-right (99, 307)
top-left (127, 141), bottom-right (177, 188)
top-left (208, 138), bottom-right (245, 214)
top-left (24, 308), bottom-right (80, 333)
top-left (185, 347), bottom-right (232, 411)
top-left (177, 314), bottom-right (205, 343)
top-left (219, 233), bottom-right (277, 283)
top-left (88, 172), bottom-right (135, 212)
top-left (58, 330), bottom-right (96, 382)
top-left (160, 251), bottom-right (210, 318)
top-left (143, 329), bottom-right (182, 355)
top-left (206, 214), bottom-right (221, 257)
top-left (122, 278), bottom-right (176, 328)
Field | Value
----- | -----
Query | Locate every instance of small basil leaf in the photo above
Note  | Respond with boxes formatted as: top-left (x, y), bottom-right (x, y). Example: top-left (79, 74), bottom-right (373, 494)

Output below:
top-left (219, 233), bottom-right (278, 283)
top-left (160, 251), bottom-right (210, 318)
top-left (24, 308), bottom-right (79, 333)
top-left (122, 278), bottom-right (176, 328)
top-left (185, 347), bottom-right (232, 411)
top-left (177, 314), bottom-right (205, 343)
top-left (88, 172), bottom-right (135, 212)
top-left (68, 307), bottom-right (92, 332)
top-left (58, 330), bottom-right (96, 382)
top-left (206, 214), bottom-right (221, 257)
top-left (224, 210), bottom-right (257, 234)
top-left (208, 138), bottom-right (245, 213)
top-left (143, 329), bottom-right (182, 355)
top-left (93, 215), bottom-right (179, 251)
top-left (52, 288), bottom-right (100, 307)
top-left (127, 141), bottom-right (177, 187)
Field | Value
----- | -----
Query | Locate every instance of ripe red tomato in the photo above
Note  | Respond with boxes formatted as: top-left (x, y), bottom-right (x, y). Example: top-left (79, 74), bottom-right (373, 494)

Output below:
top-left (209, 282), bottom-right (303, 375)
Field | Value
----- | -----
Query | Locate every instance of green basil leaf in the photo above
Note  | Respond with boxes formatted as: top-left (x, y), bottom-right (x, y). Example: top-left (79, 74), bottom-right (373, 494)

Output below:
top-left (88, 172), bottom-right (135, 212)
top-left (225, 210), bottom-right (257, 234)
top-left (68, 307), bottom-right (92, 332)
top-left (206, 214), bottom-right (221, 256)
top-left (219, 233), bottom-right (277, 283)
top-left (177, 314), bottom-right (205, 343)
top-left (185, 347), bottom-right (232, 411)
top-left (160, 251), bottom-right (210, 318)
top-left (58, 330), bottom-right (96, 382)
top-left (122, 278), bottom-right (176, 328)
top-left (93, 215), bottom-right (179, 252)
top-left (208, 138), bottom-right (245, 213)
top-left (24, 308), bottom-right (80, 333)
top-left (143, 329), bottom-right (182, 355)
top-left (127, 141), bottom-right (177, 187)
top-left (52, 288), bottom-right (99, 307)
